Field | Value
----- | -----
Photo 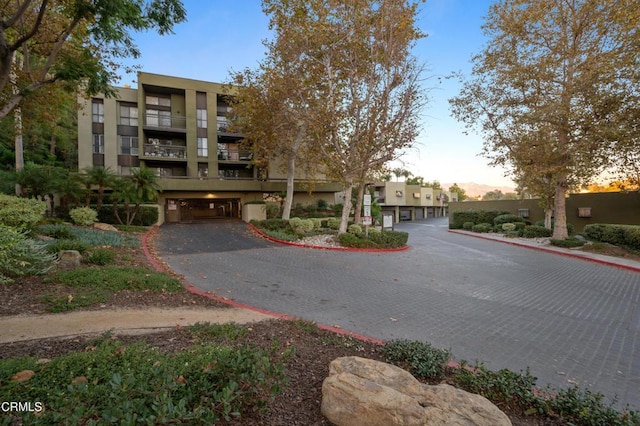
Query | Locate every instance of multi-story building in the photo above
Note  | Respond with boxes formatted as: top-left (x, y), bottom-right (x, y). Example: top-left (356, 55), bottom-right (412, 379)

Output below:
top-left (77, 72), bottom-right (341, 224)
top-left (372, 182), bottom-right (455, 221)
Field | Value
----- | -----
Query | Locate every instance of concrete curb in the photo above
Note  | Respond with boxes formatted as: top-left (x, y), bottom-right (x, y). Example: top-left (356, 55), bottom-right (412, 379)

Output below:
top-left (448, 229), bottom-right (640, 273)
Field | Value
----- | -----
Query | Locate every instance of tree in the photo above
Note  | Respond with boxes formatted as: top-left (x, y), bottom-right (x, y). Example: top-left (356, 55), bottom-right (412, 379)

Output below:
top-left (423, 180), bottom-right (442, 190)
top-left (82, 166), bottom-right (116, 210)
top-left (448, 183), bottom-right (467, 201)
top-left (111, 167), bottom-right (161, 225)
top-left (0, 0), bottom-right (187, 120)
top-left (482, 189), bottom-right (504, 201)
top-left (450, 0), bottom-right (640, 239)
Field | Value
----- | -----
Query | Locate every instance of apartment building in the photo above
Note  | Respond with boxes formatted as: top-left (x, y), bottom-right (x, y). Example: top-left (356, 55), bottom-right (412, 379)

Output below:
top-left (77, 72), bottom-right (341, 224)
top-left (372, 181), bottom-right (456, 222)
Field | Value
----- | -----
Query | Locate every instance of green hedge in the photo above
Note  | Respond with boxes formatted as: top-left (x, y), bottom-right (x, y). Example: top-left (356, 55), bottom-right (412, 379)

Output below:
top-left (338, 230), bottom-right (408, 249)
top-left (450, 210), bottom-right (509, 229)
top-left (583, 224), bottom-right (640, 250)
top-left (522, 225), bottom-right (552, 238)
top-left (97, 205), bottom-right (158, 226)
top-left (0, 194), bottom-right (47, 231)
top-left (493, 214), bottom-right (525, 225)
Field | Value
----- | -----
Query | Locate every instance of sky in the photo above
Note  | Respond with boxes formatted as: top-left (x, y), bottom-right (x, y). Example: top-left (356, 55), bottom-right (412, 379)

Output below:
top-left (118, 0), bottom-right (516, 189)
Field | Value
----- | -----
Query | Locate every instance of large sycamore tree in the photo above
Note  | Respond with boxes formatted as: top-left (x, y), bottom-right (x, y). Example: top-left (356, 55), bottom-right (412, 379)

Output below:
top-left (265, 0), bottom-right (426, 233)
top-left (450, 0), bottom-right (640, 239)
top-left (0, 0), bottom-right (187, 120)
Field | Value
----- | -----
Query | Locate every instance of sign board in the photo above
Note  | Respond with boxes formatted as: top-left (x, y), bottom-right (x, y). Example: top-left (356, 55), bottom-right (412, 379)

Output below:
top-left (363, 205), bottom-right (371, 217)
top-left (363, 194), bottom-right (372, 206)
top-left (362, 216), bottom-right (372, 226)
top-left (382, 213), bottom-right (394, 230)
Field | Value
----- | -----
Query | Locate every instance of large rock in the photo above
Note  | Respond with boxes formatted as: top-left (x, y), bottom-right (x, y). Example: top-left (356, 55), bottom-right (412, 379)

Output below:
top-left (94, 222), bottom-right (119, 232)
top-left (321, 356), bottom-right (511, 426)
top-left (57, 250), bottom-right (82, 269)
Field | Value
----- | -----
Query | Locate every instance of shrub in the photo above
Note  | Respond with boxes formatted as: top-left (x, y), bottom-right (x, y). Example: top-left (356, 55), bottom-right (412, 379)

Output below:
top-left (535, 220), bottom-right (575, 236)
top-left (338, 230), bottom-right (408, 249)
top-left (368, 227), bottom-right (381, 235)
top-left (46, 239), bottom-right (89, 254)
top-left (348, 224), bottom-right (363, 235)
top-left (493, 214), bottom-right (525, 225)
top-left (297, 219), bottom-right (315, 234)
top-left (38, 224), bottom-right (75, 240)
top-left (0, 194), bottom-right (47, 231)
top-left (305, 204), bottom-right (318, 215)
top-left (332, 203), bottom-right (343, 216)
top-left (254, 218), bottom-right (290, 231)
top-left (289, 217), bottom-right (303, 229)
top-left (502, 223), bottom-right (517, 232)
top-left (83, 248), bottom-right (116, 265)
top-left (550, 238), bottom-right (585, 248)
top-left (265, 202), bottom-right (280, 218)
top-left (97, 205), bottom-right (158, 226)
top-left (450, 210), bottom-right (510, 229)
top-left (317, 199), bottom-right (328, 210)
top-left (327, 217), bottom-right (341, 230)
top-left (0, 224), bottom-right (56, 283)
top-left (462, 221), bottom-right (474, 230)
top-left (294, 202), bottom-right (304, 215)
top-left (471, 223), bottom-right (493, 233)
top-left (383, 340), bottom-right (451, 380)
top-left (69, 207), bottom-right (98, 226)
top-left (548, 386), bottom-right (640, 426)
top-left (522, 225), bottom-right (552, 238)
top-left (243, 200), bottom-right (266, 205)
top-left (584, 223), bottom-right (640, 250)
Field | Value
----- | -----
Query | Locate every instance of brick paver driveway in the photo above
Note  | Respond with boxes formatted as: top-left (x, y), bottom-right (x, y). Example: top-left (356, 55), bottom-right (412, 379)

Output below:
top-left (155, 218), bottom-right (640, 408)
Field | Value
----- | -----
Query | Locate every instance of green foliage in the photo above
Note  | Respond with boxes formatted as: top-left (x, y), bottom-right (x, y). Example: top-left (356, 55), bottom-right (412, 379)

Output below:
top-left (549, 238), bottom-right (585, 248)
top-left (0, 224), bottom-right (56, 283)
top-left (522, 225), bottom-right (553, 238)
top-left (450, 210), bottom-right (510, 229)
top-left (453, 361), bottom-right (546, 413)
top-left (502, 222), bottom-right (517, 232)
top-left (0, 194), bottom-right (47, 230)
top-left (262, 229), bottom-right (299, 242)
top-left (583, 224), bottom-right (640, 250)
top-left (188, 322), bottom-right (248, 343)
top-left (253, 218), bottom-right (290, 231)
top-left (305, 204), bottom-right (318, 215)
top-left (327, 217), bottom-right (341, 230)
top-left (289, 217), bottom-right (314, 234)
top-left (548, 386), bottom-right (640, 426)
top-left (97, 204), bottom-right (159, 226)
top-left (462, 221), bottom-right (474, 230)
top-left (244, 200), bottom-right (266, 205)
top-left (471, 223), bottom-right (493, 233)
top-left (82, 248), bottom-right (116, 265)
top-left (0, 339), bottom-right (286, 424)
top-left (265, 202), bottom-right (280, 218)
top-left (316, 199), bottom-right (328, 210)
top-left (46, 239), bottom-right (89, 254)
top-left (49, 266), bottom-right (182, 293)
top-left (332, 203), bottom-right (343, 217)
top-left (69, 207), bottom-right (98, 226)
top-left (348, 224), bottom-right (363, 235)
top-left (367, 227), bottom-right (381, 235)
top-left (493, 214), bottom-right (525, 225)
top-left (338, 230), bottom-right (408, 249)
top-left (383, 339), bottom-right (451, 380)
top-left (39, 224), bottom-right (140, 247)
top-left (535, 220), bottom-right (575, 236)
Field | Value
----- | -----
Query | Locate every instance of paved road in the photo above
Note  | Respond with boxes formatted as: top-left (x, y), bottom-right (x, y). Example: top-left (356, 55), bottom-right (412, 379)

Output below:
top-left (155, 218), bottom-right (640, 409)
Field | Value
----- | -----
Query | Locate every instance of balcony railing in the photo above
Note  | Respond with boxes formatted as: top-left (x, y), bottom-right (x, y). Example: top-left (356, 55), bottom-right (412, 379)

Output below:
top-left (217, 148), bottom-right (252, 161)
top-left (144, 112), bottom-right (186, 130)
top-left (143, 143), bottom-right (186, 159)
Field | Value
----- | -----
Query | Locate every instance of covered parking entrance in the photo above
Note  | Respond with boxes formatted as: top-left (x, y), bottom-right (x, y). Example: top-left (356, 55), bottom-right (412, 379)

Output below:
top-left (165, 198), bottom-right (240, 223)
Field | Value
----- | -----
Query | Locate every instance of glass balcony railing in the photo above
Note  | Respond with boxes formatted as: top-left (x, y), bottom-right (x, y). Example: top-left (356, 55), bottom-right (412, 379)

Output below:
top-left (144, 112), bottom-right (186, 129)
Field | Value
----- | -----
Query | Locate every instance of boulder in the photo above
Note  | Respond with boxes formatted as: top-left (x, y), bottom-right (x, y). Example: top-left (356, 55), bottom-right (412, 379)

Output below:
top-left (58, 250), bottom-right (82, 269)
top-left (321, 356), bottom-right (511, 426)
top-left (94, 222), bottom-right (119, 232)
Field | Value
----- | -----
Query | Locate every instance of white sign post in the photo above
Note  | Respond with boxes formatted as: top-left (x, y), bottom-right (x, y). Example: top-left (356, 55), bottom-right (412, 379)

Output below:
top-left (363, 194), bottom-right (372, 233)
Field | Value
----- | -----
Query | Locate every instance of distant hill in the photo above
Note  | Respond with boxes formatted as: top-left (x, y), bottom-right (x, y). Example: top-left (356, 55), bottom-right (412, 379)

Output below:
top-left (442, 182), bottom-right (516, 198)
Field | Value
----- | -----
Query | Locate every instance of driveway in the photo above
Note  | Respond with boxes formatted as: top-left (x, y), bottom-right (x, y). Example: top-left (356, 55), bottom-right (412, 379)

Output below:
top-left (155, 218), bottom-right (640, 408)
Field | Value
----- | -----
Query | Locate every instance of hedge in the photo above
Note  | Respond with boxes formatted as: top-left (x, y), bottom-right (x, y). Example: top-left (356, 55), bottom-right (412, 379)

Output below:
top-left (522, 225), bottom-right (553, 238)
top-left (450, 210), bottom-right (509, 229)
top-left (97, 205), bottom-right (159, 226)
top-left (583, 224), bottom-right (640, 250)
top-left (338, 230), bottom-right (408, 249)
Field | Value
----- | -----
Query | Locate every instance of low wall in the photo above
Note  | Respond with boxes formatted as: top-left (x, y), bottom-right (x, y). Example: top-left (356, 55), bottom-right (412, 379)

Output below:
top-left (448, 191), bottom-right (640, 232)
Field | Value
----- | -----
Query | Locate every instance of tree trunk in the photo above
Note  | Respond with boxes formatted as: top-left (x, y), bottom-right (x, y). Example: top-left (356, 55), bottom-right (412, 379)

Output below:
top-left (281, 153), bottom-right (296, 220)
top-left (552, 177), bottom-right (568, 239)
top-left (12, 55), bottom-right (24, 196)
top-left (339, 180), bottom-right (354, 234)
top-left (544, 208), bottom-right (553, 229)
top-left (354, 181), bottom-right (366, 224)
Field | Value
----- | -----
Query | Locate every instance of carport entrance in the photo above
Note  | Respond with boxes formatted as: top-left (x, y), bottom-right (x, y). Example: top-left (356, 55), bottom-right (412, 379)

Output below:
top-left (166, 198), bottom-right (240, 223)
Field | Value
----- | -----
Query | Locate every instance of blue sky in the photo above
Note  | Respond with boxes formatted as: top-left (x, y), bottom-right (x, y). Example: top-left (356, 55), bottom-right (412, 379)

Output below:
top-left (119, 0), bottom-right (515, 189)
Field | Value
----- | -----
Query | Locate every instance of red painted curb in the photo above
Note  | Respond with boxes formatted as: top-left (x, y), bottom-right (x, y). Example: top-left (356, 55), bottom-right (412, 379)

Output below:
top-left (141, 226), bottom-right (385, 346)
top-left (247, 222), bottom-right (410, 253)
top-left (448, 229), bottom-right (640, 273)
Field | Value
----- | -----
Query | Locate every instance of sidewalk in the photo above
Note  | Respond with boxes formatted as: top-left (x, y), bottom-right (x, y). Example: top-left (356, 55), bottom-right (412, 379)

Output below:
top-left (448, 229), bottom-right (640, 273)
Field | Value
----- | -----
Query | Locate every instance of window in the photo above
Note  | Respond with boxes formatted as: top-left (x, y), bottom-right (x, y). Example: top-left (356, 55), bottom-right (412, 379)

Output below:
top-left (197, 109), bottom-right (207, 128)
top-left (198, 163), bottom-right (208, 178)
top-left (120, 105), bottom-right (138, 126)
top-left (92, 134), bottom-right (104, 154)
top-left (92, 100), bottom-right (104, 123)
top-left (145, 95), bottom-right (170, 107)
top-left (120, 136), bottom-right (139, 155)
top-left (197, 138), bottom-right (208, 157)
top-left (146, 109), bottom-right (171, 127)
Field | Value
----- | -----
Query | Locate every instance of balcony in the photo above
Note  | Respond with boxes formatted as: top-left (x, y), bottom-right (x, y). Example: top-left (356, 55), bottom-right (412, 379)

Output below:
top-left (142, 143), bottom-right (186, 160)
top-left (143, 111), bottom-right (186, 135)
top-left (217, 147), bottom-right (252, 161)
top-left (217, 117), bottom-right (242, 138)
